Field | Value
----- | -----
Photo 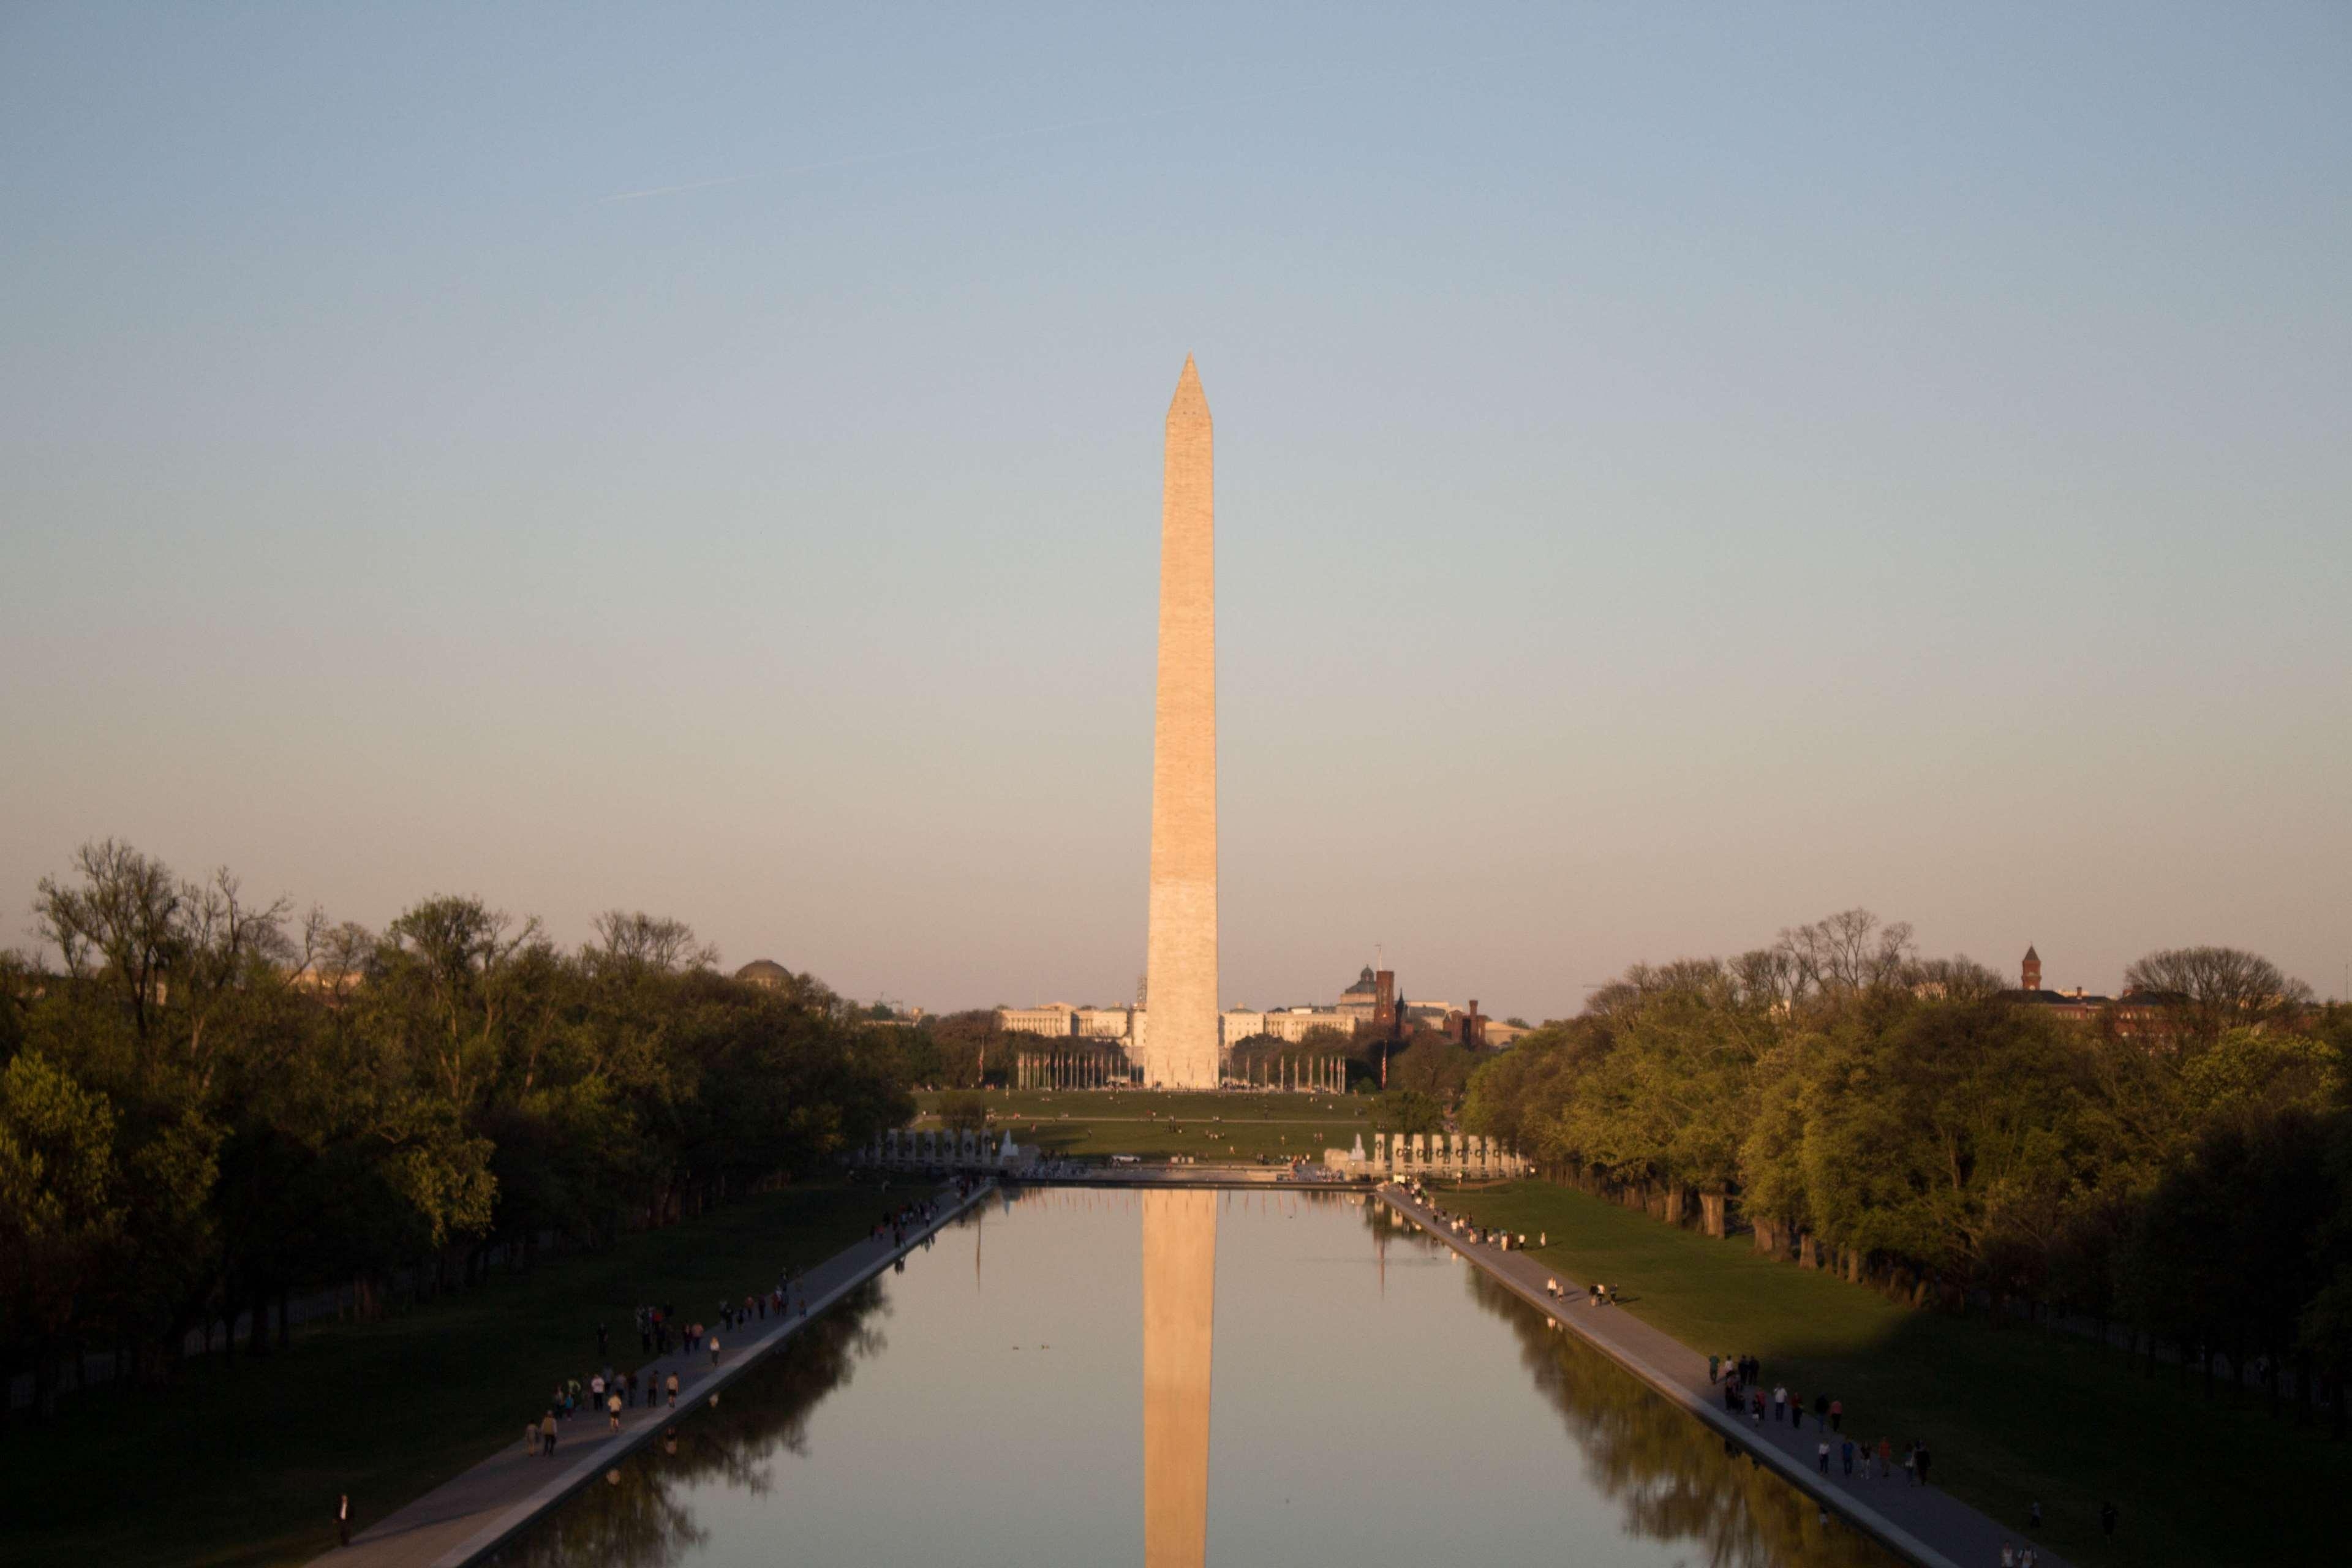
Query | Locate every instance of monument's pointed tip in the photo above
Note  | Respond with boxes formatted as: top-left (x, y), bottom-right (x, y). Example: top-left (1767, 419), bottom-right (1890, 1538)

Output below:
top-left (1169, 353), bottom-right (1208, 417)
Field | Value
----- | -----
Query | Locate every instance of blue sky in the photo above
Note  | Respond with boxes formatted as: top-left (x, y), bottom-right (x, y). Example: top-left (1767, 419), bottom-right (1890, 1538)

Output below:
top-left (4, 3), bottom-right (2346, 1016)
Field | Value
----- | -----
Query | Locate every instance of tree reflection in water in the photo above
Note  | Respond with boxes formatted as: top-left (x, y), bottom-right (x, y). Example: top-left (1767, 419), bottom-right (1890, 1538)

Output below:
top-left (499, 1280), bottom-right (888, 1568)
top-left (502, 1199), bottom-right (1900, 1568)
top-left (1447, 1240), bottom-right (1898, 1568)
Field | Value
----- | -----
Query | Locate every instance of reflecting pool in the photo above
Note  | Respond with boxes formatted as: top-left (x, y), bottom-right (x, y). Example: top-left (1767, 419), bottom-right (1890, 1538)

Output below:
top-left (502, 1188), bottom-right (1899, 1567)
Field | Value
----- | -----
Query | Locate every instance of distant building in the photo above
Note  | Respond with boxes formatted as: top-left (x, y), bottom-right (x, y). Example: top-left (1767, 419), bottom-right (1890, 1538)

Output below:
top-left (1333, 960), bottom-right (1508, 1046)
top-left (1999, 946), bottom-right (2113, 1023)
top-left (734, 959), bottom-right (793, 990)
top-left (1076, 1006), bottom-right (1134, 1040)
top-left (1335, 967), bottom-right (1384, 1023)
top-left (1224, 1007), bottom-right (1351, 1046)
top-left (999, 1003), bottom-right (1080, 1039)
top-left (997, 955), bottom-right (1520, 1063)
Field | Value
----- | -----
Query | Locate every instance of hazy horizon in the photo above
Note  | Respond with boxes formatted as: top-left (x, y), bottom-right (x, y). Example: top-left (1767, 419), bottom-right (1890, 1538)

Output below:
top-left (5, 4), bottom-right (2347, 1017)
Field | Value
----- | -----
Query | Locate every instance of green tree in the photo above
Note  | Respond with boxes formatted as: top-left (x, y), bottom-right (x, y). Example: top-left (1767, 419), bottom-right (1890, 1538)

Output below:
top-left (0, 1053), bottom-right (125, 1415)
top-left (1372, 1090), bottom-right (1446, 1136)
top-left (938, 1091), bottom-right (988, 1136)
top-left (2123, 945), bottom-right (2313, 1050)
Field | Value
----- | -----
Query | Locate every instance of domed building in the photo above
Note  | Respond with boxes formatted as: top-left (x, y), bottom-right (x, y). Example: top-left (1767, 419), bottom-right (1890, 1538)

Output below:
top-left (734, 959), bottom-right (792, 991)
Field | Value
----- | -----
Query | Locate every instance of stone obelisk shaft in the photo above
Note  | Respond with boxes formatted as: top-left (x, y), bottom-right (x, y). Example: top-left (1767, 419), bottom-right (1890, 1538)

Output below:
top-left (1145, 356), bottom-right (1218, 1090)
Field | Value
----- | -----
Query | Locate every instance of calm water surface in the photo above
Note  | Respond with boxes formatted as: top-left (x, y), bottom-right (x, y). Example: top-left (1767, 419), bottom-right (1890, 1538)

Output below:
top-left (505, 1188), bottom-right (1899, 1567)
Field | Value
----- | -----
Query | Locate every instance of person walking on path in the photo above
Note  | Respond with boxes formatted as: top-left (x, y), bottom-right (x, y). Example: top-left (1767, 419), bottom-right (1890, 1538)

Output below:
top-left (666, 1372), bottom-right (679, 1409)
top-left (1773, 1384), bottom-right (1788, 1423)
top-left (1813, 1392), bottom-right (1829, 1429)
top-left (1915, 1441), bottom-right (1932, 1487)
top-left (337, 1494), bottom-right (351, 1548)
top-left (709, 1333), bottom-right (721, 1366)
top-left (1709, 1354), bottom-right (1721, 1383)
top-left (541, 1412), bottom-right (558, 1457)
top-left (1830, 1397), bottom-right (1843, 1433)
top-left (1816, 1440), bottom-right (1830, 1475)
top-left (1841, 1438), bottom-right (1855, 1477)
top-left (1877, 1436), bottom-right (1892, 1480)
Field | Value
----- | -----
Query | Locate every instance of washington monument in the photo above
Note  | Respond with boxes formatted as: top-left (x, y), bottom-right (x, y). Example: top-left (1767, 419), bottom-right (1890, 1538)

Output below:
top-left (1142, 356), bottom-right (1219, 1090)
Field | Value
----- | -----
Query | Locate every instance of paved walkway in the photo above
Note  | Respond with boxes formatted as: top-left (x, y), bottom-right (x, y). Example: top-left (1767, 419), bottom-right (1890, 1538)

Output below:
top-left (311, 1180), bottom-right (992, 1568)
top-left (1381, 1186), bottom-right (2070, 1568)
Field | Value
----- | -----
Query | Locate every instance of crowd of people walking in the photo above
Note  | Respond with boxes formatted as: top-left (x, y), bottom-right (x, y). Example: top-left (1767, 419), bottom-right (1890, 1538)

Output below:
top-left (1705, 1352), bottom-right (1934, 1486)
top-left (530, 1305), bottom-right (728, 1461)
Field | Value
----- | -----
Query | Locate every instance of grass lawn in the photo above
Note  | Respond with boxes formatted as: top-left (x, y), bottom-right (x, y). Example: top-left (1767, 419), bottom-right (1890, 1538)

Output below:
top-left (7, 1180), bottom-right (895, 1568)
top-left (912, 1088), bottom-right (1371, 1161)
top-left (1434, 1179), bottom-right (2345, 1568)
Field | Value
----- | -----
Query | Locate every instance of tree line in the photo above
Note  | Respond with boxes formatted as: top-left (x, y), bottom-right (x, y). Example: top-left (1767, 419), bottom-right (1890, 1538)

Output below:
top-left (0, 840), bottom-right (913, 1420)
top-left (1461, 908), bottom-right (2352, 1433)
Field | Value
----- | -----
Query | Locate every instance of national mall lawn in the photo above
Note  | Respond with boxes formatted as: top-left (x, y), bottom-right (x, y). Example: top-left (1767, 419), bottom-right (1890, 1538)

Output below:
top-left (913, 1087), bottom-right (1373, 1163)
top-left (9, 1183), bottom-right (889, 1568)
top-left (1436, 1179), bottom-right (2343, 1568)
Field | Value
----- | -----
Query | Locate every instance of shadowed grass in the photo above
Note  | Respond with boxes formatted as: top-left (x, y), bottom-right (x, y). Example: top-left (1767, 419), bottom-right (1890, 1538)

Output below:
top-left (1436, 1179), bottom-right (2342, 1568)
top-left (8, 1182), bottom-right (892, 1568)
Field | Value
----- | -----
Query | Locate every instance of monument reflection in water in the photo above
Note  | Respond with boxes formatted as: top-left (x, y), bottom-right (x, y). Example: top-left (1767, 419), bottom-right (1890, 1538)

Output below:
top-left (506, 1189), bottom-right (1898, 1567)
top-left (1142, 1189), bottom-right (1214, 1568)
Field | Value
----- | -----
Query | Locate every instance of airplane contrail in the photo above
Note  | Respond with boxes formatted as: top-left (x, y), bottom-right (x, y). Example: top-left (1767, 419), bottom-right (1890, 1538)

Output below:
top-left (595, 92), bottom-right (1280, 206)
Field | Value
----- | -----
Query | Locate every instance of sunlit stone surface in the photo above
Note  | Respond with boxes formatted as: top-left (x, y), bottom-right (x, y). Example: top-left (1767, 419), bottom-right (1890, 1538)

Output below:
top-left (1142, 356), bottom-right (1219, 1090)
